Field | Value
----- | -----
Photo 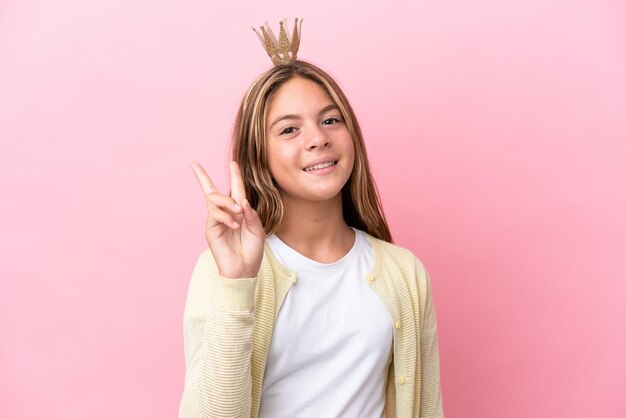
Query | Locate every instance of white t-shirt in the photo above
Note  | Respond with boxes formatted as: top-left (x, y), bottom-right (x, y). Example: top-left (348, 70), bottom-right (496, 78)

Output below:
top-left (258, 227), bottom-right (394, 418)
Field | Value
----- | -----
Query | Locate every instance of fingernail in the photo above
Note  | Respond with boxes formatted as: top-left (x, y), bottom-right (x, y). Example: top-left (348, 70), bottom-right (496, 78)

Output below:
top-left (234, 203), bottom-right (242, 212)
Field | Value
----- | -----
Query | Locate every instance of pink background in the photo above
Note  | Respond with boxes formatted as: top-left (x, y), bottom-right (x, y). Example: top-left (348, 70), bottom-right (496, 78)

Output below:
top-left (1, 0), bottom-right (625, 417)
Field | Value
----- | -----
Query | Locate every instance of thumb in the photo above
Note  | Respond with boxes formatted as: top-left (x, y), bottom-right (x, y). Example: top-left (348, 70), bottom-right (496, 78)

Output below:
top-left (242, 199), bottom-right (265, 234)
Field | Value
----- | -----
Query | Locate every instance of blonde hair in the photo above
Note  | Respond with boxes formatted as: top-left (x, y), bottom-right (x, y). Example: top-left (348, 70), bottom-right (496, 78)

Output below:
top-left (230, 60), bottom-right (393, 243)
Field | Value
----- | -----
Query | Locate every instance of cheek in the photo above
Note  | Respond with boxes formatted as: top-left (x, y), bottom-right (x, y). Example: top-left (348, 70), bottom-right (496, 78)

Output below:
top-left (267, 144), bottom-right (298, 179)
top-left (345, 142), bottom-right (357, 176)
top-left (342, 135), bottom-right (356, 163)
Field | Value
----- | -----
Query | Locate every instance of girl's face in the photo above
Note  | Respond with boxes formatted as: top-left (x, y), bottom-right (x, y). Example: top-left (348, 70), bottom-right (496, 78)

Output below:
top-left (265, 77), bottom-right (355, 204)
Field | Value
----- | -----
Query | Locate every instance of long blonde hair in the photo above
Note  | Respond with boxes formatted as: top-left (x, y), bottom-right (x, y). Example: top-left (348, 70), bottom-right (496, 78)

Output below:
top-left (230, 60), bottom-right (393, 243)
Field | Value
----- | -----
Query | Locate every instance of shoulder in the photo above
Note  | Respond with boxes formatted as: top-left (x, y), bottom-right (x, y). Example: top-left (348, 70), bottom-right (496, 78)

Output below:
top-left (366, 233), bottom-right (427, 276)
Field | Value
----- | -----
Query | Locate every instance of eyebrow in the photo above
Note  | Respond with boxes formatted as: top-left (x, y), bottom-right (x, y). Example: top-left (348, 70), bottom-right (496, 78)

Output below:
top-left (269, 104), bottom-right (340, 129)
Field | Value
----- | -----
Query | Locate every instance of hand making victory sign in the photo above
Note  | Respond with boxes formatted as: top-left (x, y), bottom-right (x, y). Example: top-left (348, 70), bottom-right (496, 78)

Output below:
top-left (190, 160), bottom-right (265, 279)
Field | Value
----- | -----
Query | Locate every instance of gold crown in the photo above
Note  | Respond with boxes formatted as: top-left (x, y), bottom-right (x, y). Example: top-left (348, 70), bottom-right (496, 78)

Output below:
top-left (252, 18), bottom-right (303, 66)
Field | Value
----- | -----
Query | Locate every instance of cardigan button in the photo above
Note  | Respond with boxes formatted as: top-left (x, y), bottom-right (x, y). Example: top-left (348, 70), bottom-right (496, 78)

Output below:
top-left (397, 375), bottom-right (406, 385)
top-left (394, 321), bottom-right (401, 330)
top-left (366, 276), bottom-right (375, 284)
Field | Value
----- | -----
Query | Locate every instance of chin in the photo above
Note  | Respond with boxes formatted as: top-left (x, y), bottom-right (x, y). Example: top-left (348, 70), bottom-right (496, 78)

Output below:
top-left (309, 194), bottom-right (342, 203)
top-left (280, 187), bottom-right (342, 203)
top-left (307, 186), bottom-right (346, 202)
top-left (278, 173), bottom-right (351, 203)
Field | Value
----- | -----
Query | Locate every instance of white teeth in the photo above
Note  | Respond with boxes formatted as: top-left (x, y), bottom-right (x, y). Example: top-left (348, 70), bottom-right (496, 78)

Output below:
top-left (304, 161), bottom-right (337, 172)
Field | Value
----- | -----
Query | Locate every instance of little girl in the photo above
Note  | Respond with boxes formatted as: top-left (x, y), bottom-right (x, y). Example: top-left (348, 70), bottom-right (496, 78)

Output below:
top-left (180, 19), bottom-right (443, 418)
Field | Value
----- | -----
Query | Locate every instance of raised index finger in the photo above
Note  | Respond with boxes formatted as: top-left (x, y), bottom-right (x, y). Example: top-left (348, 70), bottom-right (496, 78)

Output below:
top-left (229, 161), bottom-right (247, 204)
top-left (190, 161), bottom-right (218, 197)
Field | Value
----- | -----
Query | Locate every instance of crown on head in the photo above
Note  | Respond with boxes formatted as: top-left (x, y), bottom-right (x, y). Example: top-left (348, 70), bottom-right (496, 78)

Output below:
top-left (252, 18), bottom-right (303, 66)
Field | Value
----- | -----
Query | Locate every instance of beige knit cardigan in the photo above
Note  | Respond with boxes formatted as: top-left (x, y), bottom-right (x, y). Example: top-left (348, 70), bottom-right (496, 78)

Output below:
top-left (179, 233), bottom-right (444, 417)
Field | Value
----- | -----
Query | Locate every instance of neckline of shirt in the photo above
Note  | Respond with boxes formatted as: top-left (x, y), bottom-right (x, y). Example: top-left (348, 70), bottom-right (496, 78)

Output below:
top-left (266, 227), bottom-right (363, 274)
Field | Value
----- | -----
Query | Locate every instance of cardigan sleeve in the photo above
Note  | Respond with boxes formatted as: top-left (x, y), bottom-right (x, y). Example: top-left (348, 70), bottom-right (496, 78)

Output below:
top-left (178, 249), bottom-right (258, 418)
top-left (419, 266), bottom-right (445, 418)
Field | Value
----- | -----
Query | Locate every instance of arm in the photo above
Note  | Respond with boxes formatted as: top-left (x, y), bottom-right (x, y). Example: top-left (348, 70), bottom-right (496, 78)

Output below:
top-left (178, 249), bottom-right (258, 418)
top-left (419, 267), bottom-right (445, 418)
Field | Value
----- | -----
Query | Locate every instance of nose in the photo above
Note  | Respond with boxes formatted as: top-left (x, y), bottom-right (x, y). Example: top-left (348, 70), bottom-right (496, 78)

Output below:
top-left (305, 125), bottom-right (331, 150)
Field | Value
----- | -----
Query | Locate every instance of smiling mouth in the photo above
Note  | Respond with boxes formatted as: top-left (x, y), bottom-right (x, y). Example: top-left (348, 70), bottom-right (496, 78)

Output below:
top-left (303, 160), bottom-right (338, 172)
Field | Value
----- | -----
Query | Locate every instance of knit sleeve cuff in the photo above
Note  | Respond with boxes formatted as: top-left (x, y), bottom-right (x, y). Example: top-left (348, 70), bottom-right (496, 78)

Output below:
top-left (207, 274), bottom-right (258, 310)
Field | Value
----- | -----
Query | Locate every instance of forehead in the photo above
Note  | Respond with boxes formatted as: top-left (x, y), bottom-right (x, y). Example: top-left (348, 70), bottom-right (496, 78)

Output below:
top-left (267, 77), bottom-right (334, 116)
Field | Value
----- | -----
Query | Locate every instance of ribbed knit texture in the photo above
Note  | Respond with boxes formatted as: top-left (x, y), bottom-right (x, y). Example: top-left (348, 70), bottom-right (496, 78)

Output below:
top-left (179, 233), bottom-right (444, 418)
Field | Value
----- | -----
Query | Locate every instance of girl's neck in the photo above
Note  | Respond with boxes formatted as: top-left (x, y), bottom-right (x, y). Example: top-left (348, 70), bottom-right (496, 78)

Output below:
top-left (274, 194), bottom-right (355, 263)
